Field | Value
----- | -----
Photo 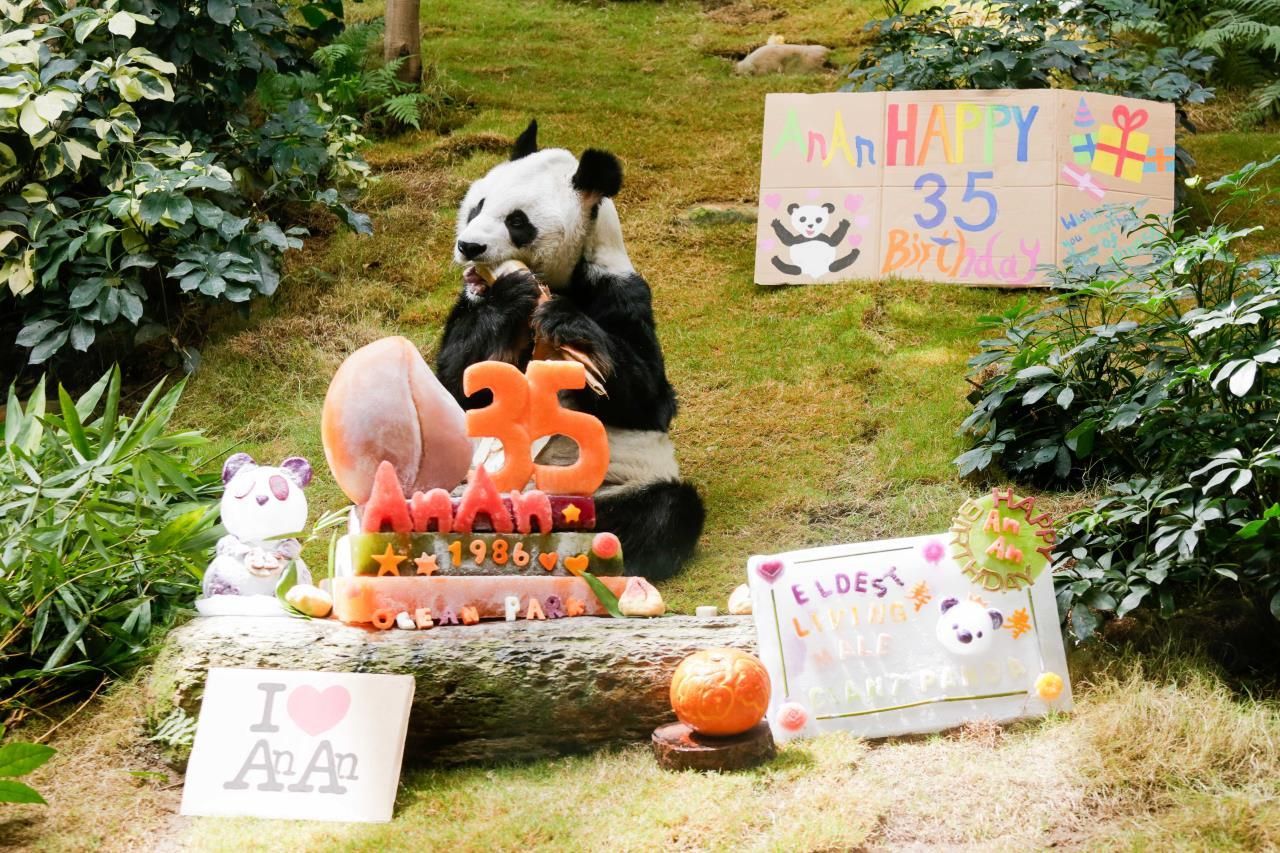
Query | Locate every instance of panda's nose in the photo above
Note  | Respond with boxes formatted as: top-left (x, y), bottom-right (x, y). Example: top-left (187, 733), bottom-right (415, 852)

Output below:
top-left (457, 240), bottom-right (486, 260)
top-left (957, 630), bottom-right (972, 644)
top-left (255, 494), bottom-right (269, 506)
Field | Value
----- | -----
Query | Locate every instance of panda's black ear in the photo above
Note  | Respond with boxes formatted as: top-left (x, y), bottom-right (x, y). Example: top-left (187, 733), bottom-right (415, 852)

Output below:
top-left (988, 609), bottom-right (1003, 629)
top-left (573, 149), bottom-right (623, 199)
top-left (786, 203), bottom-right (799, 214)
top-left (823, 202), bottom-right (835, 213)
top-left (939, 597), bottom-right (959, 614)
top-left (511, 120), bottom-right (539, 160)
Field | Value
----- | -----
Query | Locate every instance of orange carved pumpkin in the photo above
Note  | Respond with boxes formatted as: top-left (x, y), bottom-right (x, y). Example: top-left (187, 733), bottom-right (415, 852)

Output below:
top-left (669, 648), bottom-right (771, 737)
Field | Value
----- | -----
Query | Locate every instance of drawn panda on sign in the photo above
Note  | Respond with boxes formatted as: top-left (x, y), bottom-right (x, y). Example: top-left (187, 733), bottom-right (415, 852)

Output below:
top-left (436, 120), bottom-right (705, 580)
top-left (770, 203), bottom-right (860, 279)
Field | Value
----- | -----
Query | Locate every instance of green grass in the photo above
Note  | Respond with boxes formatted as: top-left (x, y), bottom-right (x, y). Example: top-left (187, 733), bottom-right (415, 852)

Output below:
top-left (7, 0), bottom-right (1280, 849)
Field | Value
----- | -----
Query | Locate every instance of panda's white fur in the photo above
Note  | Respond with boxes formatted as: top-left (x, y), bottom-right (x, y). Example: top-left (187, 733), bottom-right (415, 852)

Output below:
top-left (437, 121), bottom-right (704, 579)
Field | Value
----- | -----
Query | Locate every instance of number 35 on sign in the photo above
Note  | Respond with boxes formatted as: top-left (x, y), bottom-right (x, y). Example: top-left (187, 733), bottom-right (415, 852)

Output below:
top-left (755, 90), bottom-right (1175, 287)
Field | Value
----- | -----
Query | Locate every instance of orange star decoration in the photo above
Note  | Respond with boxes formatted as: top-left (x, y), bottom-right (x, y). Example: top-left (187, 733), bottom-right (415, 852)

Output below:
top-left (371, 544), bottom-right (406, 576)
top-left (1005, 608), bottom-right (1032, 639)
top-left (413, 552), bottom-right (439, 576)
top-left (909, 581), bottom-right (932, 611)
top-left (561, 503), bottom-right (582, 524)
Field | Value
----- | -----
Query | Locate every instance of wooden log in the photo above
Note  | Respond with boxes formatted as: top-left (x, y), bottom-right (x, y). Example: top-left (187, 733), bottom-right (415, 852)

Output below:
top-left (651, 721), bottom-right (776, 772)
top-left (146, 614), bottom-right (756, 768)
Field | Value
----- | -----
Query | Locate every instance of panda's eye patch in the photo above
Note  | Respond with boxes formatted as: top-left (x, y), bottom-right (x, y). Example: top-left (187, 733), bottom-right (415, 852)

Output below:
top-left (799, 216), bottom-right (807, 223)
top-left (977, 631), bottom-right (983, 638)
top-left (466, 199), bottom-right (485, 224)
top-left (816, 217), bottom-right (824, 224)
top-left (233, 478), bottom-right (255, 500)
top-left (504, 208), bottom-right (537, 248)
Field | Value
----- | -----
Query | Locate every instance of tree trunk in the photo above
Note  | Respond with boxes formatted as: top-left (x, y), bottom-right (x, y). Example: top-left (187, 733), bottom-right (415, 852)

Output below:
top-left (384, 0), bottom-right (421, 85)
top-left (147, 615), bottom-right (757, 768)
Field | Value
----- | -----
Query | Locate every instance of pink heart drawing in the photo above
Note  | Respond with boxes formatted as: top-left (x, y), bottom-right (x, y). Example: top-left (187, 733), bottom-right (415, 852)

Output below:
top-left (287, 685), bottom-right (351, 737)
top-left (844, 194), bottom-right (863, 213)
top-left (854, 215), bottom-right (870, 228)
top-left (761, 237), bottom-right (777, 253)
top-left (848, 234), bottom-right (863, 247)
top-left (763, 193), bottom-right (781, 210)
top-left (756, 559), bottom-right (785, 584)
top-left (806, 188), bottom-right (822, 200)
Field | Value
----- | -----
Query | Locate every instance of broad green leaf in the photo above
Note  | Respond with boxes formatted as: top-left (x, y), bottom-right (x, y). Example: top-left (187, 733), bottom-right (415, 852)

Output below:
top-left (106, 11), bottom-right (136, 37)
top-left (0, 742), bottom-right (55, 777)
top-left (0, 779), bottom-right (46, 804)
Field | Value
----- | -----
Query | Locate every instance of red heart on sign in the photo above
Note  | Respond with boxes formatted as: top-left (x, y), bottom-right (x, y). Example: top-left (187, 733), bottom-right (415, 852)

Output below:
top-left (287, 685), bottom-right (351, 737)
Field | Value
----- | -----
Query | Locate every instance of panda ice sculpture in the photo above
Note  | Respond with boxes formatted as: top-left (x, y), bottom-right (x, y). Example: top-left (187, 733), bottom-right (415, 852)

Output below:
top-left (935, 597), bottom-right (1004, 657)
top-left (196, 453), bottom-right (314, 617)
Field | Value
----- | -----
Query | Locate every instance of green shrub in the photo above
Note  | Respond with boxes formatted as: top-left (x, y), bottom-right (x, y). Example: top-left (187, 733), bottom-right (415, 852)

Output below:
top-left (0, 0), bottom-right (371, 369)
top-left (261, 20), bottom-right (465, 135)
top-left (846, 0), bottom-right (1216, 114)
top-left (955, 157), bottom-right (1280, 639)
top-left (0, 367), bottom-right (220, 714)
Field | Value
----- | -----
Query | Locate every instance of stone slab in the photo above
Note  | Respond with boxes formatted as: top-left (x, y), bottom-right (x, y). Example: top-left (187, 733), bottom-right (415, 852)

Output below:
top-left (147, 614), bottom-right (757, 767)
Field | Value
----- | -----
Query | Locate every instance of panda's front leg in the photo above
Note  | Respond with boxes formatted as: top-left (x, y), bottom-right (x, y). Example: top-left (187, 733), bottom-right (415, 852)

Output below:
top-left (531, 296), bottom-right (615, 377)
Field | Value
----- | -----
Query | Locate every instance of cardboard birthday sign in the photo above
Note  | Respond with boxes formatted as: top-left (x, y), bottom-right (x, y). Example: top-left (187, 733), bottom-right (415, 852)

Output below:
top-left (181, 668), bottom-right (414, 823)
top-left (747, 490), bottom-right (1073, 741)
top-left (755, 90), bottom-right (1175, 286)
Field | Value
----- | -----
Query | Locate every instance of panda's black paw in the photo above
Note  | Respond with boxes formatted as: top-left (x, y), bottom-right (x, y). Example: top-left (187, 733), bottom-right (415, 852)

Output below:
top-left (532, 298), bottom-right (613, 373)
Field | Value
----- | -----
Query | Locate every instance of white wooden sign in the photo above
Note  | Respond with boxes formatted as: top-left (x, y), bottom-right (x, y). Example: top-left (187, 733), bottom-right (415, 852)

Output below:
top-left (181, 668), bottom-right (414, 823)
top-left (747, 533), bottom-right (1071, 741)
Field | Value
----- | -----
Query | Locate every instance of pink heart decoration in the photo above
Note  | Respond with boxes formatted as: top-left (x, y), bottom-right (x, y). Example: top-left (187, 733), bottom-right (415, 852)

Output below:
top-left (287, 685), bottom-right (351, 737)
top-left (844, 194), bottom-right (863, 213)
top-left (763, 193), bottom-right (781, 210)
top-left (854, 215), bottom-right (870, 228)
top-left (756, 559), bottom-right (785, 584)
top-left (761, 238), bottom-right (777, 253)
top-left (848, 234), bottom-right (863, 247)
top-left (806, 188), bottom-right (822, 200)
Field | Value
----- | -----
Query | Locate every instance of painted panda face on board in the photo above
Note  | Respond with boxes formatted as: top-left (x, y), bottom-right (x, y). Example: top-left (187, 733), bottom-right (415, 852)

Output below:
top-left (788, 203), bottom-right (835, 240)
top-left (455, 120), bottom-right (629, 290)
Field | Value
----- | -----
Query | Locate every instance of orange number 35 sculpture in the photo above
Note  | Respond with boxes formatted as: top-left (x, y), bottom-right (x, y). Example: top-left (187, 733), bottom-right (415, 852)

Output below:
top-left (462, 361), bottom-right (609, 496)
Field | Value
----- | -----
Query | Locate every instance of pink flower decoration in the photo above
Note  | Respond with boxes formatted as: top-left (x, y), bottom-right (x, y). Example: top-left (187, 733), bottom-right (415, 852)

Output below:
top-left (922, 539), bottom-right (946, 565)
top-left (778, 702), bottom-right (808, 732)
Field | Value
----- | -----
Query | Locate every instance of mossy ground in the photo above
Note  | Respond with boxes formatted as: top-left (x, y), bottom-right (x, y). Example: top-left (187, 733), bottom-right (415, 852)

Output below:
top-left (5, 0), bottom-right (1280, 849)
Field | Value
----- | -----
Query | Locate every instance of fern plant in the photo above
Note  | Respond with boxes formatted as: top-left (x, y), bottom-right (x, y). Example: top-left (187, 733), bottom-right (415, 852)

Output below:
top-left (1163, 0), bottom-right (1280, 123)
top-left (263, 21), bottom-right (462, 135)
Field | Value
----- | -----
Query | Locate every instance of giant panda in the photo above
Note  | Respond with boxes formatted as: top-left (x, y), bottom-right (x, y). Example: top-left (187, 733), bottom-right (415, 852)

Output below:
top-left (436, 120), bottom-right (705, 580)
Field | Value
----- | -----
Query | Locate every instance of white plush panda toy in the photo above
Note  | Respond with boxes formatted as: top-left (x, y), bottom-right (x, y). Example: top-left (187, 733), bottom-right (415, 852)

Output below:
top-left (935, 597), bottom-right (1004, 656)
top-left (436, 120), bottom-right (704, 581)
top-left (196, 453), bottom-right (313, 617)
top-left (767, 202), bottom-right (861, 279)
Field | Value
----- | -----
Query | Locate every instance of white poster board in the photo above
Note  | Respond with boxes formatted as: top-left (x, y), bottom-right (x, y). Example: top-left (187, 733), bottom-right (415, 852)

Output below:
top-left (747, 533), bottom-right (1071, 741)
top-left (181, 668), bottom-right (414, 823)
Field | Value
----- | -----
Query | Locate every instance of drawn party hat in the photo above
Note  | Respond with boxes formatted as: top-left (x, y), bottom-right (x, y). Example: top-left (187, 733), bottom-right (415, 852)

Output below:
top-left (1073, 97), bottom-right (1095, 129)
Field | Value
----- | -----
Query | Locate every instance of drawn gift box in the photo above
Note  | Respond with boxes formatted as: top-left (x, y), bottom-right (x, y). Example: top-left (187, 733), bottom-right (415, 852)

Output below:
top-left (1091, 105), bottom-right (1149, 183)
top-left (1145, 145), bottom-right (1176, 173)
top-left (1069, 133), bottom-right (1095, 165)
